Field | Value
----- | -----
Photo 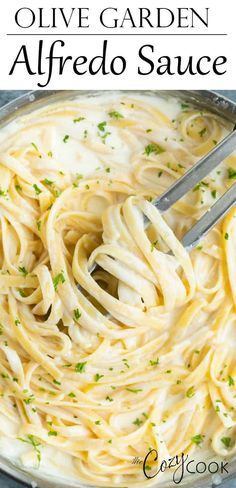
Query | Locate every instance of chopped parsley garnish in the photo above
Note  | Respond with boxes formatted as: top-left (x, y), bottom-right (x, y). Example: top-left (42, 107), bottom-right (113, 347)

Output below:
top-left (75, 362), bottom-right (87, 373)
top-left (191, 434), bottom-right (205, 445)
top-left (199, 128), bottom-right (207, 137)
top-left (63, 135), bottom-right (70, 143)
top-left (94, 373), bottom-right (104, 382)
top-left (158, 171), bottom-right (163, 178)
top-left (36, 220), bottom-right (41, 232)
top-left (228, 375), bottom-right (235, 386)
top-left (97, 121), bottom-right (107, 132)
top-left (18, 435), bottom-right (41, 463)
top-left (228, 168), bottom-right (236, 179)
top-left (1, 373), bottom-right (10, 379)
top-left (42, 178), bottom-right (54, 186)
top-left (126, 388), bottom-right (143, 394)
top-left (105, 167), bottom-right (111, 173)
top-left (108, 111), bottom-right (124, 119)
top-left (15, 185), bottom-right (22, 192)
top-left (193, 181), bottom-right (209, 192)
top-left (15, 319), bottom-right (20, 327)
top-left (48, 431), bottom-right (58, 437)
top-left (133, 417), bottom-right (143, 427)
top-left (53, 379), bottom-right (61, 386)
top-left (144, 143), bottom-right (165, 156)
top-left (18, 289), bottom-right (26, 297)
top-left (33, 184), bottom-right (42, 195)
top-left (211, 190), bottom-right (217, 199)
top-left (47, 151), bottom-right (53, 158)
top-left (196, 245), bottom-right (203, 250)
top-left (24, 394), bottom-right (35, 405)
top-left (68, 392), bottom-right (76, 398)
top-left (73, 117), bottom-right (85, 123)
top-left (224, 232), bottom-right (229, 240)
top-left (18, 266), bottom-right (28, 277)
top-left (150, 358), bottom-right (160, 367)
top-left (186, 386), bottom-right (195, 398)
top-left (106, 396), bottom-right (113, 402)
top-left (146, 128), bottom-right (152, 133)
top-left (95, 420), bottom-right (101, 425)
top-left (31, 142), bottom-right (39, 152)
top-left (221, 437), bottom-right (232, 448)
top-left (74, 309), bottom-right (82, 321)
top-left (181, 103), bottom-right (189, 110)
top-left (53, 271), bottom-right (65, 291)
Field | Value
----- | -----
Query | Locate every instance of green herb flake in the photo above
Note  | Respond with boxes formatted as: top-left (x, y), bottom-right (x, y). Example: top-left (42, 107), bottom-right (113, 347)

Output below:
top-left (31, 142), bottom-right (39, 152)
top-left (228, 375), bottom-right (235, 386)
top-left (68, 392), bottom-right (76, 398)
top-left (73, 117), bottom-right (85, 123)
top-left (48, 431), bottom-right (58, 437)
top-left (18, 435), bottom-right (41, 464)
top-left (108, 111), bottom-right (124, 120)
top-left (199, 128), bottom-right (207, 137)
top-left (95, 420), bottom-right (101, 425)
top-left (94, 373), bottom-right (104, 382)
top-left (53, 271), bottom-right (65, 291)
top-left (221, 437), bottom-right (232, 448)
top-left (24, 394), bottom-right (35, 405)
top-left (106, 396), bottom-right (114, 402)
top-left (211, 190), bottom-right (217, 199)
top-left (133, 417), bottom-right (143, 427)
top-left (47, 151), bottom-right (53, 158)
top-left (144, 143), bottom-right (165, 156)
top-left (150, 358), bottom-right (160, 367)
top-left (126, 388), bottom-right (143, 394)
top-left (75, 362), bottom-right (87, 373)
top-left (33, 184), bottom-right (42, 195)
top-left (193, 181), bottom-right (209, 192)
top-left (18, 266), bottom-right (28, 277)
top-left (36, 220), bottom-right (41, 232)
top-left (63, 135), bottom-right (70, 143)
top-left (228, 168), bottom-right (236, 180)
top-left (74, 309), bottom-right (82, 321)
top-left (42, 178), bottom-right (54, 186)
top-left (181, 103), bottom-right (190, 110)
top-left (97, 121), bottom-right (107, 132)
top-left (191, 434), bottom-right (205, 445)
top-left (18, 289), bottom-right (26, 297)
top-left (186, 386), bottom-right (195, 398)
top-left (224, 232), bottom-right (229, 241)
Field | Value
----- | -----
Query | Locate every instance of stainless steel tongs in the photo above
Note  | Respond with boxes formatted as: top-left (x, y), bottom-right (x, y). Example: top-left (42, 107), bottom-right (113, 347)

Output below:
top-left (150, 129), bottom-right (236, 250)
top-left (88, 129), bottom-right (236, 279)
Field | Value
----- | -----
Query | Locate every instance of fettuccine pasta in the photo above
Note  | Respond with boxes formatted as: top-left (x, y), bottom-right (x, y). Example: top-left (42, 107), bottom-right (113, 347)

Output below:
top-left (0, 92), bottom-right (235, 486)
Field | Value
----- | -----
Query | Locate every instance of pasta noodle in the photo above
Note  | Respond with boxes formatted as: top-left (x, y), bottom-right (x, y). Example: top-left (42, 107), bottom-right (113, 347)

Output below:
top-left (0, 92), bottom-right (235, 486)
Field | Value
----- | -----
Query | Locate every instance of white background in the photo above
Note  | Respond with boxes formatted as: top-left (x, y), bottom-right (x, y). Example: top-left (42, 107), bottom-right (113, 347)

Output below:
top-left (0, 0), bottom-right (235, 89)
